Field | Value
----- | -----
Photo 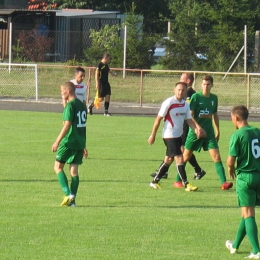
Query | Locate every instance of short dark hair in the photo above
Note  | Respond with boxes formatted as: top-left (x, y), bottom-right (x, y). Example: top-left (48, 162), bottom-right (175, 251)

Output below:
top-left (103, 53), bottom-right (111, 59)
top-left (182, 73), bottom-right (194, 83)
top-left (231, 105), bottom-right (249, 120)
top-left (202, 75), bottom-right (213, 84)
top-left (75, 67), bottom-right (85, 74)
top-left (175, 82), bottom-right (187, 89)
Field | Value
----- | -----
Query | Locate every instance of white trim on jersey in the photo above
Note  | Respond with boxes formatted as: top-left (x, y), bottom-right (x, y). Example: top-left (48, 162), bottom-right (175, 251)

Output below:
top-left (158, 96), bottom-right (192, 138)
top-left (70, 79), bottom-right (87, 103)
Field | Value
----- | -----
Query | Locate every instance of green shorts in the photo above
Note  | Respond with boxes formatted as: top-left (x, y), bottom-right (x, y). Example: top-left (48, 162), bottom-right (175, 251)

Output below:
top-left (184, 132), bottom-right (218, 152)
top-left (236, 173), bottom-right (260, 207)
top-left (55, 143), bottom-right (84, 165)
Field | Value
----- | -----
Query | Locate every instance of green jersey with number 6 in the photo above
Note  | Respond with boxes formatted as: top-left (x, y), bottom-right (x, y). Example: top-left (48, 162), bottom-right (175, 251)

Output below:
top-left (60, 99), bottom-right (87, 150)
top-left (189, 92), bottom-right (218, 136)
top-left (228, 125), bottom-right (260, 175)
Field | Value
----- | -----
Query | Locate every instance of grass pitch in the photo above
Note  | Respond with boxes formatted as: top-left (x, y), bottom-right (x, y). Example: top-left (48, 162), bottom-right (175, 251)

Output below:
top-left (0, 110), bottom-right (260, 259)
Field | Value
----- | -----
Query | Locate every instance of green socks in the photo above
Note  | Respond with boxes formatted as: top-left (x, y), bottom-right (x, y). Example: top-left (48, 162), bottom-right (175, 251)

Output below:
top-left (70, 176), bottom-right (79, 196)
top-left (245, 216), bottom-right (260, 254)
top-left (214, 161), bottom-right (226, 183)
top-left (57, 171), bottom-right (70, 196)
top-left (233, 218), bottom-right (246, 249)
top-left (233, 217), bottom-right (260, 254)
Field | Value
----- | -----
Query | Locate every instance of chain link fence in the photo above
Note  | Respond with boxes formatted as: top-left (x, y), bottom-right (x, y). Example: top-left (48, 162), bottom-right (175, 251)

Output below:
top-left (6, 29), bottom-right (259, 73)
top-left (0, 63), bottom-right (37, 99)
top-left (1, 64), bottom-right (260, 111)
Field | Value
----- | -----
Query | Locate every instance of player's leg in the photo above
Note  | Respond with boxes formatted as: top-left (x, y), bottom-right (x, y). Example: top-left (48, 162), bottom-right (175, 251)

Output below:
top-left (150, 155), bottom-right (173, 189)
top-left (104, 83), bottom-right (111, 116)
top-left (243, 206), bottom-right (260, 256)
top-left (150, 139), bottom-right (174, 189)
top-left (226, 174), bottom-right (248, 254)
top-left (174, 154), bottom-right (197, 191)
top-left (69, 164), bottom-right (79, 206)
top-left (150, 155), bottom-right (171, 179)
top-left (68, 150), bottom-right (84, 206)
top-left (243, 174), bottom-right (260, 256)
top-left (174, 148), bottom-right (192, 185)
top-left (54, 160), bottom-right (70, 196)
top-left (208, 148), bottom-right (232, 190)
top-left (54, 144), bottom-right (72, 200)
top-left (182, 122), bottom-right (205, 179)
top-left (174, 135), bottom-right (203, 185)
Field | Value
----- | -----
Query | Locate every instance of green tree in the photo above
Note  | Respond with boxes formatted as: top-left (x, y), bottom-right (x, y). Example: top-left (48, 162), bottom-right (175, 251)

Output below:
top-left (46, 0), bottom-right (170, 33)
top-left (46, 0), bottom-right (89, 9)
top-left (124, 3), bottom-right (155, 69)
top-left (83, 24), bottom-right (123, 67)
top-left (162, 0), bottom-right (260, 71)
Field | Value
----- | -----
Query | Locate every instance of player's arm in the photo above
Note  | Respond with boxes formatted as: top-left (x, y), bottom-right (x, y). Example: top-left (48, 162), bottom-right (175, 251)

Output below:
top-left (148, 115), bottom-right (163, 145)
top-left (109, 69), bottom-right (117, 76)
top-left (213, 112), bottom-right (220, 141)
top-left (186, 117), bottom-right (206, 138)
top-left (86, 78), bottom-right (90, 103)
top-left (95, 69), bottom-right (100, 90)
top-left (52, 120), bottom-right (72, 152)
top-left (227, 155), bottom-right (236, 180)
top-left (187, 108), bottom-right (206, 138)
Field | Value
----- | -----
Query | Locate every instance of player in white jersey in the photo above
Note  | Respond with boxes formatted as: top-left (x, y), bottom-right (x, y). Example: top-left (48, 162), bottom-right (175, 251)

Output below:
top-left (147, 82), bottom-right (205, 191)
top-left (62, 67), bottom-right (88, 107)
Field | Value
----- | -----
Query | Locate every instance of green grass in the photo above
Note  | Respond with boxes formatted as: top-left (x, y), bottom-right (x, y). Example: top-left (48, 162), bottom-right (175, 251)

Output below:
top-left (1, 110), bottom-right (260, 259)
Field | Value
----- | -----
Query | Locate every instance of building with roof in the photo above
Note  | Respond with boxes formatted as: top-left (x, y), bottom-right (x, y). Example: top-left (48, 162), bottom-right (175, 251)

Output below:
top-left (0, 7), bottom-right (127, 62)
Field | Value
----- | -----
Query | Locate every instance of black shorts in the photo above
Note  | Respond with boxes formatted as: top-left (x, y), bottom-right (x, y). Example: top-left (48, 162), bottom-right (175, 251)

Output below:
top-left (99, 82), bottom-right (111, 98)
top-left (163, 137), bottom-right (182, 158)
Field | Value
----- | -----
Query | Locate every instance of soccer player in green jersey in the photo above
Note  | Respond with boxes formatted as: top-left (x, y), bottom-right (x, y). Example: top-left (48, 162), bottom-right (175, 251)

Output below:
top-left (174, 75), bottom-right (233, 190)
top-left (225, 105), bottom-right (260, 259)
top-left (52, 82), bottom-right (88, 206)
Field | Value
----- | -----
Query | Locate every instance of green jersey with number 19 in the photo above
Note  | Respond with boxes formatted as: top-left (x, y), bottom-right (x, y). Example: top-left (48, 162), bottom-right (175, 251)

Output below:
top-left (228, 125), bottom-right (260, 175)
top-left (60, 99), bottom-right (87, 150)
top-left (189, 92), bottom-right (218, 135)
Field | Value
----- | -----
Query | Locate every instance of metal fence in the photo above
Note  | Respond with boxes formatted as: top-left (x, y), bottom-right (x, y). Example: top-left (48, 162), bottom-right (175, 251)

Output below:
top-left (1, 64), bottom-right (260, 111)
top-left (5, 29), bottom-right (259, 73)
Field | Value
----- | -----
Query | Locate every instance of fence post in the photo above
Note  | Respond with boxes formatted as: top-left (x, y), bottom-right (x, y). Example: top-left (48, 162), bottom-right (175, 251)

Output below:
top-left (140, 70), bottom-right (143, 107)
top-left (8, 21), bottom-right (12, 73)
top-left (247, 73), bottom-right (250, 109)
top-left (35, 64), bottom-right (38, 101)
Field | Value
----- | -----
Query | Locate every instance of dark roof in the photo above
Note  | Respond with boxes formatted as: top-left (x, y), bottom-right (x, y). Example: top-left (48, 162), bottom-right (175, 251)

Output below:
top-left (0, 9), bottom-right (56, 15)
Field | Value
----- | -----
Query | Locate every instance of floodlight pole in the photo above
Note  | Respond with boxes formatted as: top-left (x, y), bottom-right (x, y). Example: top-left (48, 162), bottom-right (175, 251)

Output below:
top-left (8, 21), bottom-right (12, 73)
top-left (123, 25), bottom-right (127, 79)
top-left (244, 25), bottom-right (247, 73)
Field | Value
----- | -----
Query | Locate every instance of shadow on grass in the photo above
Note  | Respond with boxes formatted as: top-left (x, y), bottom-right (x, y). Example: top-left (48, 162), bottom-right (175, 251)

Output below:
top-left (87, 157), bottom-right (215, 163)
top-left (65, 204), bottom-right (239, 209)
top-left (0, 179), bottom-right (148, 183)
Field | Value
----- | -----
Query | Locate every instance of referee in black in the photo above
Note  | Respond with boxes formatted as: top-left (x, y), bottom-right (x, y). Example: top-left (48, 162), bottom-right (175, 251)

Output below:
top-left (88, 53), bottom-right (116, 116)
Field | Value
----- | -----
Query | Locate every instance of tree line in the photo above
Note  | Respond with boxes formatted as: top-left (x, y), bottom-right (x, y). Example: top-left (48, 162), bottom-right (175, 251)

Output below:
top-left (29, 0), bottom-right (260, 71)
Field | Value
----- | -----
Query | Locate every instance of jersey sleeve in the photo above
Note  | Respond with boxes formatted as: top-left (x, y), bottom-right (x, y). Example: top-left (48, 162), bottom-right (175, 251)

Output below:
top-left (62, 102), bottom-right (74, 122)
top-left (158, 98), bottom-right (170, 118)
top-left (213, 95), bottom-right (218, 113)
top-left (228, 133), bottom-right (239, 157)
top-left (185, 103), bottom-right (192, 120)
top-left (189, 93), bottom-right (197, 111)
top-left (96, 62), bottom-right (101, 71)
top-left (83, 83), bottom-right (87, 101)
